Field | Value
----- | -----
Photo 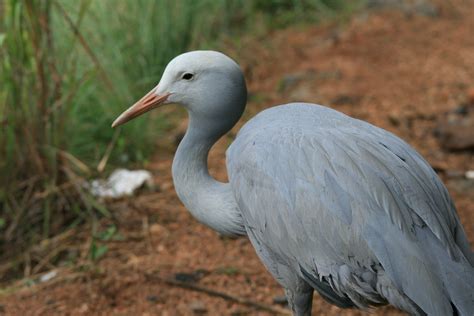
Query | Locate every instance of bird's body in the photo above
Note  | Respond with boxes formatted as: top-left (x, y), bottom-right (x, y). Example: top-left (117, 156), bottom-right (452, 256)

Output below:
top-left (113, 51), bottom-right (474, 315)
top-left (228, 103), bottom-right (473, 315)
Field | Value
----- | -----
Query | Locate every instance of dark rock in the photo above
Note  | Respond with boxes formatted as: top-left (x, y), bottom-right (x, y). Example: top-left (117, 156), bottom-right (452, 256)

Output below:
top-left (174, 272), bottom-right (198, 283)
top-left (146, 295), bottom-right (160, 303)
top-left (174, 269), bottom-right (209, 283)
top-left (453, 103), bottom-right (469, 116)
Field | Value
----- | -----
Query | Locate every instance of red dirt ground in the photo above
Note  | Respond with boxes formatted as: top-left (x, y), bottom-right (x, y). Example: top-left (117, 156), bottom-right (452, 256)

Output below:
top-left (1, 1), bottom-right (473, 315)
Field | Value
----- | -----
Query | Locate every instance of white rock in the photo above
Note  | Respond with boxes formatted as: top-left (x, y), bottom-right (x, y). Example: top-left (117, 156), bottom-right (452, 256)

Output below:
top-left (40, 270), bottom-right (58, 283)
top-left (466, 170), bottom-right (474, 180)
top-left (88, 169), bottom-right (153, 198)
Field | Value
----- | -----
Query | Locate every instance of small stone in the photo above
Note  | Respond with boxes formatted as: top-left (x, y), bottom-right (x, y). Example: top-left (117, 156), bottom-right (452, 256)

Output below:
top-left (149, 223), bottom-right (167, 235)
top-left (189, 300), bottom-right (207, 314)
top-left (465, 170), bottom-right (474, 180)
top-left (146, 295), bottom-right (159, 303)
top-left (78, 303), bottom-right (89, 313)
top-left (40, 270), bottom-right (57, 283)
top-left (174, 269), bottom-right (209, 283)
top-left (174, 272), bottom-right (199, 283)
top-left (453, 104), bottom-right (469, 116)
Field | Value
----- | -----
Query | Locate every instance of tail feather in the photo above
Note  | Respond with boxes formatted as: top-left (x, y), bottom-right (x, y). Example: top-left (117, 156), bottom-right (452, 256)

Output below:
top-left (299, 265), bottom-right (356, 308)
top-left (365, 222), bottom-right (474, 315)
top-left (418, 229), bottom-right (474, 316)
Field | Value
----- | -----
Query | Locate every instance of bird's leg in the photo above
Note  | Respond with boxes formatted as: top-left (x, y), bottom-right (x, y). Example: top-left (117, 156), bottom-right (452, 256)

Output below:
top-left (285, 282), bottom-right (313, 316)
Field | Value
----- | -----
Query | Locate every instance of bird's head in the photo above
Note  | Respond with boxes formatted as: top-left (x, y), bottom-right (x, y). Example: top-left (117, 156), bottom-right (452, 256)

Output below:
top-left (112, 50), bottom-right (247, 132)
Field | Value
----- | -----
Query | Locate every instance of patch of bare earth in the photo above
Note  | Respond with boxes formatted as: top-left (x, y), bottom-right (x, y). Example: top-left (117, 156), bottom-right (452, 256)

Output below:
top-left (1, 2), bottom-right (473, 315)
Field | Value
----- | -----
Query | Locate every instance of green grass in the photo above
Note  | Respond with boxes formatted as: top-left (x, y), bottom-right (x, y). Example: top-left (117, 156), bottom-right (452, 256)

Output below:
top-left (0, 0), bottom-right (362, 279)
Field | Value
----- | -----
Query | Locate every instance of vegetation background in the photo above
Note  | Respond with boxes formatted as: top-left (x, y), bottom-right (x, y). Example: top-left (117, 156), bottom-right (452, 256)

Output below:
top-left (0, 0), bottom-right (472, 315)
top-left (0, 0), bottom-right (359, 274)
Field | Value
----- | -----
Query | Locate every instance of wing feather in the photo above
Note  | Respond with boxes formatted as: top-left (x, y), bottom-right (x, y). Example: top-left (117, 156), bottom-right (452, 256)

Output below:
top-left (227, 104), bottom-right (473, 313)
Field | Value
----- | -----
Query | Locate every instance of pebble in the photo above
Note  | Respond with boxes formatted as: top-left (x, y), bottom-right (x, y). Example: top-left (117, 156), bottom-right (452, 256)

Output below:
top-left (189, 300), bottom-right (207, 314)
top-left (146, 295), bottom-right (160, 303)
top-left (465, 170), bottom-right (474, 180)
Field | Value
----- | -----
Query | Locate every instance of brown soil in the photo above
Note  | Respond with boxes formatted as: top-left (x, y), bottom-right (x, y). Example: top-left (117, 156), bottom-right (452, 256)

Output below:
top-left (1, 2), bottom-right (473, 315)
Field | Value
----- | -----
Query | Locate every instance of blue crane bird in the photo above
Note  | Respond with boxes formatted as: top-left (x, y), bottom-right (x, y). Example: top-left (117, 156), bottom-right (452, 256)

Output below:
top-left (113, 51), bottom-right (473, 316)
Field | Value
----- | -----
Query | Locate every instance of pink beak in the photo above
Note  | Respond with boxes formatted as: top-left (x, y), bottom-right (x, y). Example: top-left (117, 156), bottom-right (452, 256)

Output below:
top-left (112, 87), bottom-right (170, 128)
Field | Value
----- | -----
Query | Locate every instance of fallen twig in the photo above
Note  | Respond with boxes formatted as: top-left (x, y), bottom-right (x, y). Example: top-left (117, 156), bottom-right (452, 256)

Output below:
top-left (97, 129), bottom-right (120, 173)
top-left (149, 273), bottom-right (291, 315)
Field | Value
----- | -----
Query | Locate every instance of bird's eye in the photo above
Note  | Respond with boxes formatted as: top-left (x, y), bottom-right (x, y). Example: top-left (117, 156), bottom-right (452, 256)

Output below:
top-left (182, 73), bottom-right (194, 80)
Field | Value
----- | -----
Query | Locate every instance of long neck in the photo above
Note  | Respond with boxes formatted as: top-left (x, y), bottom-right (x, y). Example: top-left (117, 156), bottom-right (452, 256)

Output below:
top-left (171, 115), bottom-right (245, 236)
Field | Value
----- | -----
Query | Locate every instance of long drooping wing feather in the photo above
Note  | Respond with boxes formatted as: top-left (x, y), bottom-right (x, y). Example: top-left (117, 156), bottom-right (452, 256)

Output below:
top-left (227, 103), bottom-right (473, 315)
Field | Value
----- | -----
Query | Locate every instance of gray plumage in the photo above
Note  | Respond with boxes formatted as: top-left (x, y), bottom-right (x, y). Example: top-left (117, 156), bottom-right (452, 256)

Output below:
top-left (228, 104), bottom-right (473, 315)
top-left (113, 51), bottom-right (474, 316)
